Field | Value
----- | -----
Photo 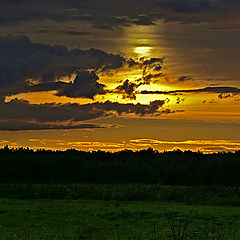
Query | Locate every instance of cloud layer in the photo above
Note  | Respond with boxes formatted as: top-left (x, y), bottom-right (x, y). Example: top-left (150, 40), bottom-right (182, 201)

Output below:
top-left (1, 0), bottom-right (240, 28)
top-left (0, 36), bottom-right (171, 131)
top-left (0, 36), bottom-right (166, 100)
top-left (0, 36), bottom-right (125, 98)
top-left (0, 120), bottom-right (102, 131)
top-left (141, 86), bottom-right (240, 95)
top-left (0, 98), bottom-right (166, 130)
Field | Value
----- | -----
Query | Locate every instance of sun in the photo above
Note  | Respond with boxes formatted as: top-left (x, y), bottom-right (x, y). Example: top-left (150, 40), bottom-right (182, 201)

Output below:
top-left (134, 46), bottom-right (152, 57)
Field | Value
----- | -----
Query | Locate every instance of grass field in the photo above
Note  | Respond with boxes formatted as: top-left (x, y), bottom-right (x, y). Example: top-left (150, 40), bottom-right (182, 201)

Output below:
top-left (1, 198), bottom-right (240, 240)
top-left (1, 184), bottom-right (240, 239)
top-left (2, 184), bottom-right (240, 206)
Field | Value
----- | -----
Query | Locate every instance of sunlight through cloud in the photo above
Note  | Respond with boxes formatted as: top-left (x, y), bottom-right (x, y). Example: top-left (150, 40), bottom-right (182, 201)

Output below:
top-left (134, 46), bottom-right (152, 57)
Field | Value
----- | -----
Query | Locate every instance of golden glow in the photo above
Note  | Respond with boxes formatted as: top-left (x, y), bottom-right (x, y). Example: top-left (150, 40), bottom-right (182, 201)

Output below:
top-left (122, 25), bottom-right (158, 58)
top-left (134, 46), bottom-right (152, 57)
top-left (5, 91), bottom-right (94, 105)
top-left (5, 75), bottom-right (240, 122)
top-left (1, 21), bottom-right (240, 154)
top-left (137, 83), bottom-right (175, 92)
top-left (98, 68), bottom-right (143, 89)
top-left (1, 137), bottom-right (240, 153)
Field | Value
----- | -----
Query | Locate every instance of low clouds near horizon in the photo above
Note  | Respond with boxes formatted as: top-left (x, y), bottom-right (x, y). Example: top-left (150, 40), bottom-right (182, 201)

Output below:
top-left (0, 98), bottom-right (169, 131)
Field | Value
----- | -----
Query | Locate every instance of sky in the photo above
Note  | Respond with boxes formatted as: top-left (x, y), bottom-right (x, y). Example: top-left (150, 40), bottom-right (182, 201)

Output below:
top-left (0, 0), bottom-right (240, 152)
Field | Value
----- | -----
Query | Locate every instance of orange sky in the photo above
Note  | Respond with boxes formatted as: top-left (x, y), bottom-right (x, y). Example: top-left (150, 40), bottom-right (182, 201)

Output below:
top-left (0, 2), bottom-right (240, 152)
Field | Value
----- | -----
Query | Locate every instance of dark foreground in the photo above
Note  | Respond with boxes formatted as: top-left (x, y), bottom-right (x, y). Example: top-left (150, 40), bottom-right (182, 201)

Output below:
top-left (1, 148), bottom-right (240, 239)
top-left (0, 147), bottom-right (240, 185)
top-left (1, 184), bottom-right (240, 240)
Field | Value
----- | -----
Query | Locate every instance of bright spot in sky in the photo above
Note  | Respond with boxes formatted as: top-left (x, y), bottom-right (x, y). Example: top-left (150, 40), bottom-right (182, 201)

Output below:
top-left (134, 46), bottom-right (152, 56)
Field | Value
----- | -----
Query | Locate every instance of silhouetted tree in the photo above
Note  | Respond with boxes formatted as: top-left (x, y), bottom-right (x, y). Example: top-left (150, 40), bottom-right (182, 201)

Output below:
top-left (0, 146), bottom-right (239, 185)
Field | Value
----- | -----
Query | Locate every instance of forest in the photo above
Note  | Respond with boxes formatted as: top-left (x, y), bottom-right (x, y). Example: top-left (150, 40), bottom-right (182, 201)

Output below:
top-left (0, 146), bottom-right (240, 186)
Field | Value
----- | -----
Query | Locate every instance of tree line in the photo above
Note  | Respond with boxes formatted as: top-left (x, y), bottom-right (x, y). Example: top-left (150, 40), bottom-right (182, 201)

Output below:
top-left (0, 146), bottom-right (240, 185)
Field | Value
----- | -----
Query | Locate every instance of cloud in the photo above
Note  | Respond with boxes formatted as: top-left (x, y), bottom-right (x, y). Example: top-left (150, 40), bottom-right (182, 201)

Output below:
top-left (209, 99), bottom-right (218, 104)
top-left (0, 36), bottom-right (125, 98)
top-left (55, 71), bottom-right (105, 99)
top-left (156, 0), bottom-right (214, 13)
top-left (208, 25), bottom-right (239, 32)
top-left (131, 15), bottom-right (156, 26)
top-left (0, 35), bottom-right (169, 106)
top-left (14, 70), bottom-right (106, 99)
top-left (159, 109), bottom-right (184, 114)
top-left (218, 93), bottom-right (234, 99)
top-left (0, 98), bottom-right (167, 130)
top-left (141, 86), bottom-right (240, 95)
top-left (113, 57), bottom-right (165, 99)
top-left (1, 0), bottom-right (239, 29)
top-left (21, 138), bottom-right (240, 152)
top-left (0, 36), bottom-right (166, 99)
top-left (0, 120), bottom-right (102, 131)
top-left (178, 75), bottom-right (192, 82)
top-left (0, 0), bottom-right (240, 30)
top-left (125, 57), bottom-right (164, 70)
top-left (114, 73), bottom-right (164, 100)
top-left (36, 29), bottom-right (49, 34)
top-left (129, 139), bottom-right (240, 153)
top-left (141, 73), bottom-right (164, 84)
top-left (176, 97), bottom-right (185, 104)
top-left (61, 30), bottom-right (90, 35)
top-left (115, 80), bottom-right (139, 100)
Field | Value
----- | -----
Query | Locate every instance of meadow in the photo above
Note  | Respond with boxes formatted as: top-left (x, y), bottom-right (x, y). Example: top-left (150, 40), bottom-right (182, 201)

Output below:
top-left (1, 148), bottom-right (240, 239)
top-left (1, 184), bottom-right (240, 240)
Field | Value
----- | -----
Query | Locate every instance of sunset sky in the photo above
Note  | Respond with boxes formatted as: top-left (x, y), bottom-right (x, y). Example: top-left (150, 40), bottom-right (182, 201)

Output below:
top-left (0, 0), bottom-right (240, 152)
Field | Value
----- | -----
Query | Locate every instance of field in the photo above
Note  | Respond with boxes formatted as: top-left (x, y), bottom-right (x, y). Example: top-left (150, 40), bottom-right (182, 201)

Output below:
top-left (1, 184), bottom-right (240, 239)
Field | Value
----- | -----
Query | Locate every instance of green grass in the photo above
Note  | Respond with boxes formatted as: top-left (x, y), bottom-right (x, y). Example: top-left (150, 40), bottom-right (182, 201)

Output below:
top-left (2, 184), bottom-right (240, 206)
top-left (1, 184), bottom-right (240, 239)
top-left (1, 198), bottom-right (240, 239)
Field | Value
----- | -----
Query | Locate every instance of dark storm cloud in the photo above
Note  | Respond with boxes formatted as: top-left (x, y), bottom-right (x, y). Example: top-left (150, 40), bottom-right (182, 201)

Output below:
top-left (141, 87), bottom-right (240, 95)
top-left (16, 71), bottom-right (105, 99)
top-left (1, 71), bottom-right (106, 100)
top-left (0, 98), bottom-right (167, 130)
top-left (1, 0), bottom-right (239, 29)
top-left (0, 36), bottom-right (166, 99)
top-left (0, 36), bottom-right (125, 98)
top-left (25, 71), bottom-right (105, 99)
top-left (56, 71), bottom-right (105, 99)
